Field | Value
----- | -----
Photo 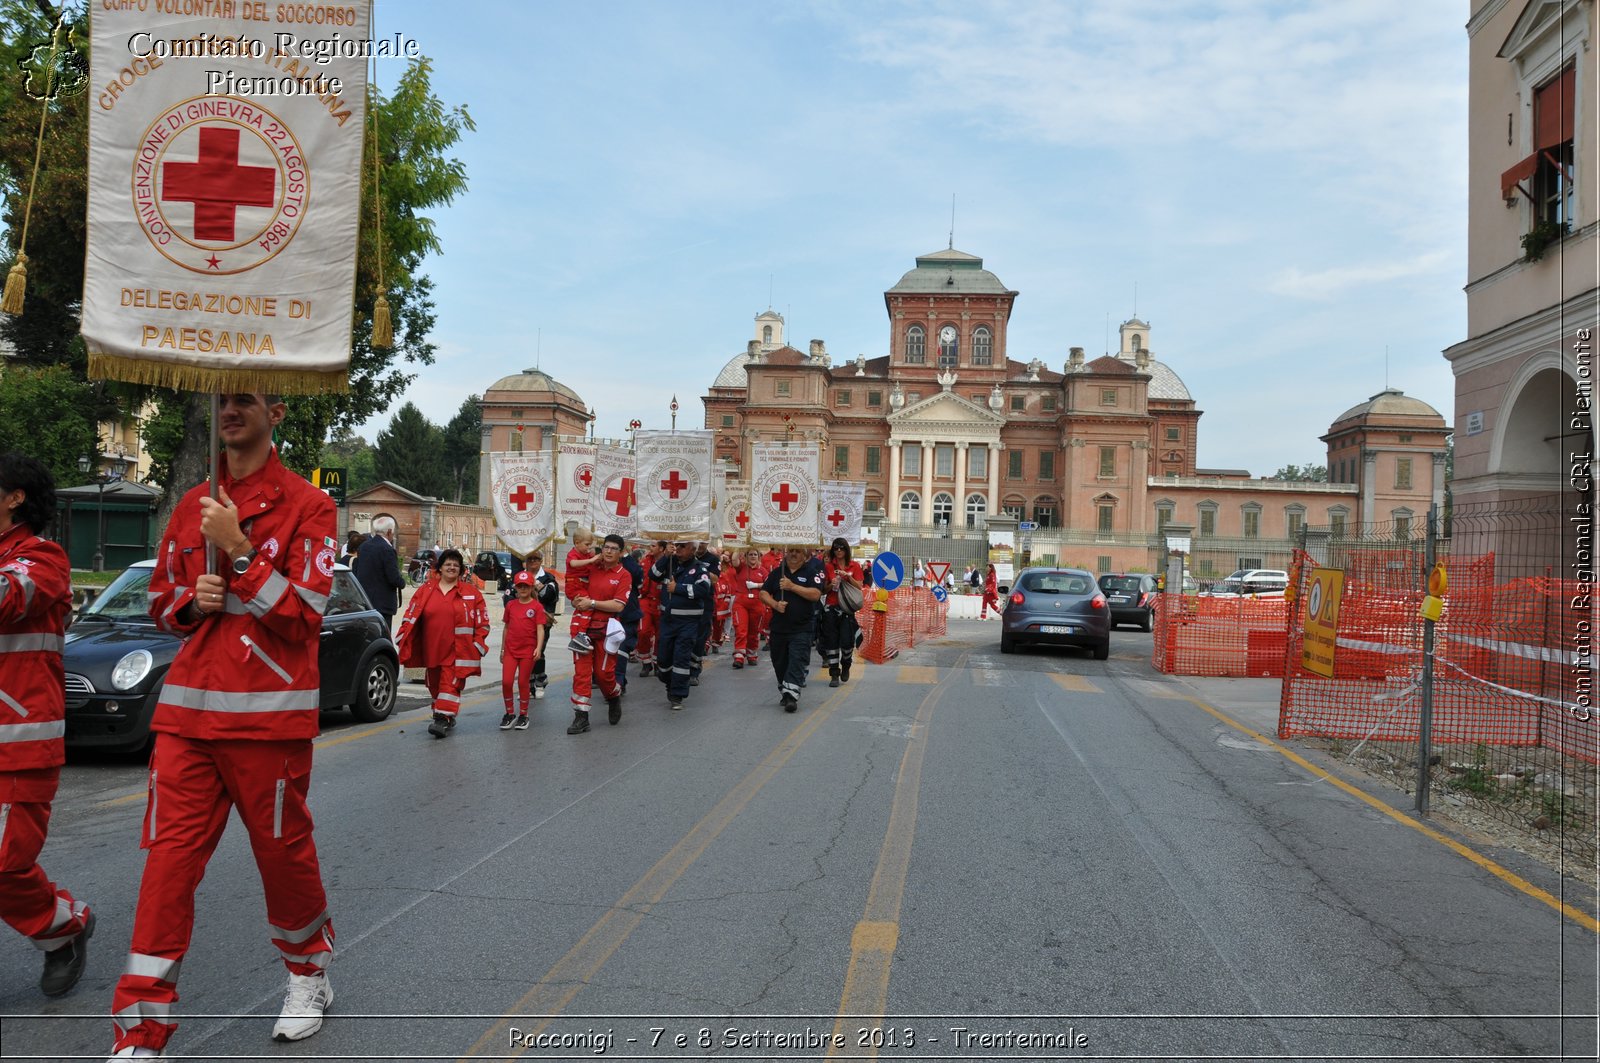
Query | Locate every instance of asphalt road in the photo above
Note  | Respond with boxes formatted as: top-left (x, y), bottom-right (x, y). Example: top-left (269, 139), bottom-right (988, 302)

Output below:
top-left (5, 619), bottom-right (1596, 1062)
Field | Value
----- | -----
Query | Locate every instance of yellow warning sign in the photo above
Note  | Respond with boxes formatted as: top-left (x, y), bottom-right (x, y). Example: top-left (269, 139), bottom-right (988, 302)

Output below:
top-left (1301, 567), bottom-right (1344, 678)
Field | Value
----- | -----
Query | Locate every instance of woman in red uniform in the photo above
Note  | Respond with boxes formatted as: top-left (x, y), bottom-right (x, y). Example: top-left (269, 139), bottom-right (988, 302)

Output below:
top-left (729, 548), bottom-right (768, 669)
top-left (980, 564), bottom-right (1000, 619)
top-left (818, 537), bottom-right (864, 686)
top-left (397, 549), bottom-right (489, 739)
top-left (0, 453), bottom-right (93, 999)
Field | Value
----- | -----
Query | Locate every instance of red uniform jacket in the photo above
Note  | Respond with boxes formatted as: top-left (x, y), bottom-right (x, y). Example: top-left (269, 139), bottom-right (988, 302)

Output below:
top-left (732, 561), bottom-right (769, 601)
top-left (0, 524), bottom-right (71, 772)
top-left (147, 450), bottom-right (336, 741)
top-left (397, 577), bottom-right (490, 675)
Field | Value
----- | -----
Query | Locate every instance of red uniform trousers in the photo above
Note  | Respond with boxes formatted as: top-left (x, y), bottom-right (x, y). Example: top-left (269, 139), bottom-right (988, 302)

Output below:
top-left (981, 590), bottom-right (1000, 618)
top-left (570, 637), bottom-right (619, 710)
top-left (711, 594), bottom-right (732, 647)
top-left (501, 654), bottom-right (536, 713)
top-left (112, 734), bottom-right (332, 1053)
top-left (425, 665), bottom-right (467, 719)
top-left (0, 767), bottom-right (91, 950)
top-left (636, 607), bottom-right (658, 668)
top-left (733, 598), bottom-right (766, 661)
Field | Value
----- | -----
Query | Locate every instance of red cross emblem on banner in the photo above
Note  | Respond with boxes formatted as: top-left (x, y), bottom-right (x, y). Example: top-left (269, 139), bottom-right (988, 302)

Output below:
top-left (735, 510), bottom-right (750, 529)
top-left (578, 467), bottom-right (594, 489)
top-left (826, 509), bottom-right (846, 527)
top-left (507, 484), bottom-right (536, 512)
top-left (605, 478), bottom-right (636, 517)
top-left (770, 483), bottom-right (799, 512)
top-left (162, 127), bottom-right (275, 242)
top-left (660, 469), bottom-right (689, 499)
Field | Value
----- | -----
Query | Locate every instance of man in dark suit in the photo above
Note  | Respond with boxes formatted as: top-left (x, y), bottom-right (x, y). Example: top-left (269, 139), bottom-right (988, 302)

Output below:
top-left (353, 517), bottom-right (406, 632)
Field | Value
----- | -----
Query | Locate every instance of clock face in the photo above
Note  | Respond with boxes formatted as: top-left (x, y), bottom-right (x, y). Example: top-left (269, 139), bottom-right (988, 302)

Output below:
top-left (940, 326), bottom-right (956, 344)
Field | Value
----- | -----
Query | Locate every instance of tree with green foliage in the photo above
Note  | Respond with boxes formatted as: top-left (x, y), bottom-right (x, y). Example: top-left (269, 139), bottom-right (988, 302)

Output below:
top-left (0, 363), bottom-right (95, 484)
top-left (442, 395), bottom-right (481, 504)
top-left (1272, 463), bottom-right (1329, 482)
top-left (374, 402), bottom-right (448, 499)
top-left (320, 427), bottom-right (377, 497)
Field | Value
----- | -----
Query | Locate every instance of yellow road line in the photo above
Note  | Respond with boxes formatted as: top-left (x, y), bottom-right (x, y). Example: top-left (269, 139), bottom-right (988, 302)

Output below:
top-left (896, 665), bottom-right (938, 684)
top-left (1183, 694), bottom-right (1600, 934)
top-left (829, 651), bottom-right (970, 1059)
top-left (1050, 673), bottom-right (1102, 694)
top-left (461, 682), bottom-right (856, 1063)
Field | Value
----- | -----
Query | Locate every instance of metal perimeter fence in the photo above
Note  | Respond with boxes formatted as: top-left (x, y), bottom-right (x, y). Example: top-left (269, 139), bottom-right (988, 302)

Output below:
top-left (1278, 494), bottom-right (1598, 870)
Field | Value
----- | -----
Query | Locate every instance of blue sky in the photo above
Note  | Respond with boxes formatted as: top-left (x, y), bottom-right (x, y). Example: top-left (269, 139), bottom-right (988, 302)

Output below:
top-left (364, 0), bottom-right (1466, 474)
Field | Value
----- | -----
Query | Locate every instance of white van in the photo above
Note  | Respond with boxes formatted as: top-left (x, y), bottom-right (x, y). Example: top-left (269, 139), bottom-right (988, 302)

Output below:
top-left (1206, 568), bottom-right (1289, 598)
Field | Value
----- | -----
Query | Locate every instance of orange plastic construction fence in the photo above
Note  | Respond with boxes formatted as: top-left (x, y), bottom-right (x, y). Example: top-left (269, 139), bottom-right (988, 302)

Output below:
top-left (1151, 595), bottom-right (1290, 677)
top-left (858, 586), bottom-right (950, 664)
top-left (1278, 551), bottom-right (1599, 765)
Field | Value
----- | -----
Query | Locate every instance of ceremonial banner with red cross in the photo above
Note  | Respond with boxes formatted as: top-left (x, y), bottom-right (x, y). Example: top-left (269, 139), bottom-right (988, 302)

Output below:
top-left (489, 452), bottom-right (554, 557)
top-left (557, 442), bottom-right (597, 533)
top-left (748, 444), bottom-right (819, 546)
top-left (817, 480), bottom-right (865, 544)
top-left (83, 3), bottom-right (371, 394)
top-left (588, 444), bottom-right (638, 540)
top-left (633, 430), bottom-right (713, 540)
top-left (720, 479), bottom-right (751, 546)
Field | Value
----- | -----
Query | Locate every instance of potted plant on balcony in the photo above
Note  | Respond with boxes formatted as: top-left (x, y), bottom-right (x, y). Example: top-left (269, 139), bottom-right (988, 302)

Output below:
top-left (1520, 218), bottom-right (1570, 262)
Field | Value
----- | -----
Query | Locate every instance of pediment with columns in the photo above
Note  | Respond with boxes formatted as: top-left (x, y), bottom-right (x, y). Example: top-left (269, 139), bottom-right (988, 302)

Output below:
top-left (887, 390), bottom-right (1006, 439)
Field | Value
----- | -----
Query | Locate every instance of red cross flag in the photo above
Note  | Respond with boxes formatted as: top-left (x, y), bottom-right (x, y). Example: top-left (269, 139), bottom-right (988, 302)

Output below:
top-left (557, 441), bottom-right (597, 533)
top-left (490, 452), bottom-right (554, 556)
top-left (749, 443), bottom-right (819, 546)
top-left (816, 480), bottom-right (865, 545)
top-left (720, 479), bottom-right (751, 545)
top-left (589, 443), bottom-right (637, 540)
top-left (634, 430), bottom-right (712, 539)
top-left (82, 3), bottom-right (371, 394)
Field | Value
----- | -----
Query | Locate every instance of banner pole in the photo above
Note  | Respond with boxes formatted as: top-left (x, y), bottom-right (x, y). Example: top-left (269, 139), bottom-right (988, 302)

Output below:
top-left (205, 392), bottom-right (220, 576)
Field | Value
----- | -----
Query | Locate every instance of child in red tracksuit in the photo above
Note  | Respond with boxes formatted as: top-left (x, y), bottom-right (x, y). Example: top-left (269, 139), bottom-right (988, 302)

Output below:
top-left (500, 572), bottom-right (547, 731)
top-left (564, 529), bottom-right (598, 653)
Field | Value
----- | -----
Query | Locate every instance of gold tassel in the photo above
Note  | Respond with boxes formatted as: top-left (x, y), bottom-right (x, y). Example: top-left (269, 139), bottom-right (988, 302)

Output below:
top-left (371, 292), bottom-right (393, 348)
top-left (1, 253), bottom-right (26, 316)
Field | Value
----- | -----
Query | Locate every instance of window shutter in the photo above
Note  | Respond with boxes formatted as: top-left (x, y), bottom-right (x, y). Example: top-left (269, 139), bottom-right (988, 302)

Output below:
top-left (1534, 66), bottom-right (1575, 150)
top-left (1501, 154), bottom-right (1537, 200)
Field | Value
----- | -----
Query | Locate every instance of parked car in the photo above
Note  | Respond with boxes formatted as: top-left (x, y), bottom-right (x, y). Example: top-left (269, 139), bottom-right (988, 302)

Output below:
top-left (1097, 572), bottom-right (1158, 631)
top-left (1205, 568), bottom-right (1290, 598)
top-left (62, 561), bottom-right (399, 753)
top-left (473, 549), bottom-right (515, 586)
top-left (1000, 567), bottom-right (1110, 659)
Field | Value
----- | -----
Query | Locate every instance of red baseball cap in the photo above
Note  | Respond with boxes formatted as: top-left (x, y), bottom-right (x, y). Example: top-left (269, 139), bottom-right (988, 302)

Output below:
top-left (513, 571), bottom-right (535, 586)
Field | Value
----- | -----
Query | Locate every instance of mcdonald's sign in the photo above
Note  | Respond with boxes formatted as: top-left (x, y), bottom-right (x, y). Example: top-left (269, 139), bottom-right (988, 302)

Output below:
top-left (312, 467), bottom-right (347, 506)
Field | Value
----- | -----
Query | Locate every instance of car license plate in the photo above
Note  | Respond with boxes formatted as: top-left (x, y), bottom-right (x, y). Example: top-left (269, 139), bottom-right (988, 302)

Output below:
top-left (1040, 624), bottom-right (1073, 635)
top-left (1109, 596), bottom-right (1129, 603)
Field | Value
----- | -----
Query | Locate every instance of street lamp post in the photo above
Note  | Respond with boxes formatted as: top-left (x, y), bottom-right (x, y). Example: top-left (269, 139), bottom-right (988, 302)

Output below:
top-left (78, 453), bottom-right (124, 572)
top-left (669, 396), bottom-right (679, 431)
top-left (587, 407), bottom-right (597, 441)
top-left (628, 418), bottom-right (642, 449)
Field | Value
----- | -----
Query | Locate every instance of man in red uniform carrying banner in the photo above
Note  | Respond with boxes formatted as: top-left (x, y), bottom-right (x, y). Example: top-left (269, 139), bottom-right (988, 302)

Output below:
top-left (111, 394), bottom-right (338, 1059)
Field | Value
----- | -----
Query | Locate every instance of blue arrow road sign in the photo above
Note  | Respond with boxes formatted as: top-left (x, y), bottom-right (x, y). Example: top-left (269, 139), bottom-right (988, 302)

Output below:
top-left (873, 551), bottom-right (904, 590)
top-left (930, 584), bottom-right (947, 603)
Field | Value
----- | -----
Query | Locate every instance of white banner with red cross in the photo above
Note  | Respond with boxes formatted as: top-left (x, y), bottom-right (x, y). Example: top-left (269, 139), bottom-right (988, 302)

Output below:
top-left (83, 2), bottom-right (370, 394)
top-left (721, 479), bottom-right (752, 545)
top-left (490, 452), bottom-right (554, 557)
top-left (748, 444), bottom-right (820, 546)
top-left (588, 444), bottom-right (638, 540)
top-left (556, 441), bottom-right (597, 533)
top-left (817, 480), bottom-right (865, 544)
top-left (633, 430), bottom-right (713, 540)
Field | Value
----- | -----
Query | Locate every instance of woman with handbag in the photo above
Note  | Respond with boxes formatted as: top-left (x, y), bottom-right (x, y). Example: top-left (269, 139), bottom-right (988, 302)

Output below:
top-left (818, 537), bottom-right (864, 687)
top-left (396, 549), bottom-right (490, 739)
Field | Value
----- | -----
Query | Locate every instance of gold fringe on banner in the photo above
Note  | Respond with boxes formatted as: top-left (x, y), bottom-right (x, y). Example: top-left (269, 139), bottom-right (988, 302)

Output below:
top-left (371, 292), bottom-right (393, 348)
top-left (0, 253), bottom-right (25, 315)
top-left (87, 353), bottom-right (351, 396)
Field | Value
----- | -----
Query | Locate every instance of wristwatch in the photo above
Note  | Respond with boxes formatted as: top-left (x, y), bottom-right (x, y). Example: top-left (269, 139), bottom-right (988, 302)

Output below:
top-left (232, 548), bottom-right (258, 575)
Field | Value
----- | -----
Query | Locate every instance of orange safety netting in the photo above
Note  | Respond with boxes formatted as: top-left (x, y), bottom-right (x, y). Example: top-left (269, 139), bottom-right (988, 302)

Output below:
top-left (858, 586), bottom-right (949, 664)
top-left (1277, 551), bottom-right (1599, 765)
top-left (1151, 595), bottom-right (1290, 677)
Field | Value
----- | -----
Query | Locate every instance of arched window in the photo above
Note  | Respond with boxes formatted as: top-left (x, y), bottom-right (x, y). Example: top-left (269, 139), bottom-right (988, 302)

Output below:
top-left (905, 326), bottom-right (925, 364)
top-left (762, 324), bottom-right (772, 344)
top-left (1002, 496), bottom-right (1026, 520)
top-left (937, 325), bottom-right (958, 368)
top-left (965, 492), bottom-right (988, 528)
top-left (1131, 333), bottom-right (1143, 352)
top-left (899, 491), bottom-right (921, 519)
top-left (865, 491), bottom-right (884, 516)
top-left (932, 492), bottom-right (955, 526)
top-left (972, 327), bottom-right (993, 366)
top-left (1033, 497), bottom-right (1058, 529)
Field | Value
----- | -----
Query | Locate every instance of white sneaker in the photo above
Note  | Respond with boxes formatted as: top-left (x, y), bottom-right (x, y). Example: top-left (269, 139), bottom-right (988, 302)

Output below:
top-left (533, 685), bottom-right (546, 700)
top-left (272, 972), bottom-right (332, 1042)
top-left (107, 1048), bottom-right (164, 1059)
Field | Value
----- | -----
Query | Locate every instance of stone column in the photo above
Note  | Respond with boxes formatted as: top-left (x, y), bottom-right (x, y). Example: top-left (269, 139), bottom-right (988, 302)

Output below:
top-left (921, 441), bottom-right (934, 527)
top-left (988, 442), bottom-right (1001, 518)
top-left (1362, 448), bottom-right (1378, 525)
top-left (955, 441), bottom-right (969, 528)
top-left (888, 441), bottom-right (901, 524)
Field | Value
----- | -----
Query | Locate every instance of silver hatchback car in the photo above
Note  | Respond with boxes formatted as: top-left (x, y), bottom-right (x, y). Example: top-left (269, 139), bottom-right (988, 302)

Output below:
top-left (1000, 568), bottom-right (1111, 659)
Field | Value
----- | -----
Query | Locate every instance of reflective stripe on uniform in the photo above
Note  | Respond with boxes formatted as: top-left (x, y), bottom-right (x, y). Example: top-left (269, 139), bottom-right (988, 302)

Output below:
top-left (113, 999), bottom-right (173, 1032)
top-left (294, 585), bottom-right (329, 613)
top-left (0, 720), bottom-right (62, 742)
top-left (247, 569), bottom-right (290, 617)
top-left (0, 566), bottom-right (36, 612)
top-left (270, 908), bottom-right (330, 945)
top-left (160, 685), bottom-right (318, 713)
top-left (0, 687), bottom-right (27, 717)
top-left (124, 952), bottom-right (182, 982)
top-left (0, 632), bottom-right (64, 654)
